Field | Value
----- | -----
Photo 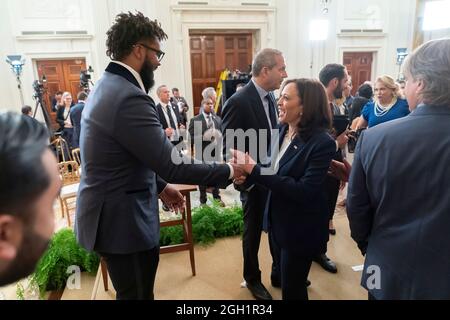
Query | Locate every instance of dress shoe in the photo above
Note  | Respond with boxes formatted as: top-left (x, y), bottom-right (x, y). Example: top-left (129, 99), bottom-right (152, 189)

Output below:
top-left (246, 282), bottom-right (273, 300)
top-left (314, 254), bottom-right (338, 273)
top-left (271, 278), bottom-right (311, 288)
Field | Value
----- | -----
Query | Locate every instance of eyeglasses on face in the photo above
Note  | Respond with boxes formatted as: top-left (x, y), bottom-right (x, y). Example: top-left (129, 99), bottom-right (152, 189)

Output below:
top-left (135, 43), bottom-right (165, 62)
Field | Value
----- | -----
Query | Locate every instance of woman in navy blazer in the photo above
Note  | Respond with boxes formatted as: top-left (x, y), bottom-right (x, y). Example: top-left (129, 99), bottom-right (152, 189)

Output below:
top-left (233, 78), bottom-right (336, 300)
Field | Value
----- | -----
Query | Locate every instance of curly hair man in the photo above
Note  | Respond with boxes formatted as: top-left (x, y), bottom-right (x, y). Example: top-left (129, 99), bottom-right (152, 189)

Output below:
top-left (74, 11), bottom-right (241, 300)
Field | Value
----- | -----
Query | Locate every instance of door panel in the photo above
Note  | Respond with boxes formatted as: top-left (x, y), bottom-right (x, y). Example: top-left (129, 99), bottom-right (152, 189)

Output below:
top-left (343, 52), bottom-right (373, 96)
top-left (190, 33), bottom-right (253, 115)
top-left (36, 58), bottom-right (86, 128)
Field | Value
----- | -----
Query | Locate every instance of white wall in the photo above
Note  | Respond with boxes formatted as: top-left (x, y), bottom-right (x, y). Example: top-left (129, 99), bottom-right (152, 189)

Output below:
top-left (1, 0), bottom-right (420, 114)
top-left (1, 0), bottom-right (23, 111)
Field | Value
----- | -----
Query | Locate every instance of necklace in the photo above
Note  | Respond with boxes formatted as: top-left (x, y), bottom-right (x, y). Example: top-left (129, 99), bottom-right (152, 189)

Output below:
top-left (374, 97), bottom-right (397, 117)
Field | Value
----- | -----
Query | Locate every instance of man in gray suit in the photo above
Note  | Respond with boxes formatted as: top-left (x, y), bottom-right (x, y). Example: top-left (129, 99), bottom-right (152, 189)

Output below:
top-left (347, 38), bottom-right (450, 300)
top-left (74, 12), bottom-right (244, 300)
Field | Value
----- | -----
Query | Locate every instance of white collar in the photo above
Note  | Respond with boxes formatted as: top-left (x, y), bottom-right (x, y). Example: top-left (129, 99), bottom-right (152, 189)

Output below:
top-left (252, 78), bottom-right (270, 101)
top-left (111, 61), bottom-right (146, 93)
top-left (202, 111), bottom-right (212, 119)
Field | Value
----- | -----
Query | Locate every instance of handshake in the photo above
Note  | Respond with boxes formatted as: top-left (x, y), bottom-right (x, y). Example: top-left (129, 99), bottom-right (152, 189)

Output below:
top-left (159, 149), bottom-right (257, 213)
top-left (228, 149), bottom-right (256, 185)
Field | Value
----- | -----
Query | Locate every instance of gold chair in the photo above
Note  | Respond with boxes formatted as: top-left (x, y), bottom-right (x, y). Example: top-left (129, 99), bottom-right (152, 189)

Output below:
top-left (57, 161), bottom-right (81, 226)
top-left (57, 160), bottom-right (109, 292)
top-left (72, 148), bottom-right (81, 166)
top-left (51, 135), bottom-right (72, 162)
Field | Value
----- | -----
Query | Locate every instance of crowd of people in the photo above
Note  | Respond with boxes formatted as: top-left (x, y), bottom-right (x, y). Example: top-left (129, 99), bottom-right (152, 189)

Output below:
top-left (1, 11), bottom-right (449, 301)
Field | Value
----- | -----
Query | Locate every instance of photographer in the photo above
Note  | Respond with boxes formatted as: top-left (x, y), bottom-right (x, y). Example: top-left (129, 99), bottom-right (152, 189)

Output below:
top-left (51, 91), bottom-right (63, 112)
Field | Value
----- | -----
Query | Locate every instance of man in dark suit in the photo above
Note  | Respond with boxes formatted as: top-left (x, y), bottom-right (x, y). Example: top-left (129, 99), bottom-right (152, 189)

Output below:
top-left (347, 38), bottom-right (450, 300)
top-left (172, 87), bottom-right (189, 126)
top-left (74, 12), bottom-right (244, 300)
top-left (156, 85), bottom-right (184, 148)
top-left (221, 48), bottom-right (287, 300)
top-left (70, 91), bottom-right (88, 149)
top-left (317, 64), bottom-right (350, 274)
top-left (189, 97), bottom-right (224, 206)
top-left (51, 91), bottom-right (63, 112)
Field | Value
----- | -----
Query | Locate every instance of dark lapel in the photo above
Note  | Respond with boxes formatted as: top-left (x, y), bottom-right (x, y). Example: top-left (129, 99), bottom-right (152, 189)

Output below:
top-left (278, 130), bottom-right (305, 171)
top-left (198, 113), bottom-right (207, 132)
top-left (211, 114), bottom-right (220, 128)
top-left (105, 62), bottom-right (141, 91)
top-left (171, 102), bottom-right (178, 113)
top-left (156, 103), bottom-right (169, 128)
top-left (246, 81), bottom-right (271, 131)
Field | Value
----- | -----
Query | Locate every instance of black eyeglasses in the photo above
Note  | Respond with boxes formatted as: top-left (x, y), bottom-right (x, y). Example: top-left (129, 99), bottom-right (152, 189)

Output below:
top-left (136, 43), bottom-right (165, 62)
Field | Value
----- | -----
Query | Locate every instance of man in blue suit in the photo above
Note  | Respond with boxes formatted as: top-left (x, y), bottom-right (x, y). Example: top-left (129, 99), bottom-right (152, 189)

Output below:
top-left (221, 48), bottom-right (288, 300)
top-left (347, 38), bottom-right (450, 300)
top-left (70, 91), bottom-right (88, 149)
top-left (75, 12), bottom-right (243, 300)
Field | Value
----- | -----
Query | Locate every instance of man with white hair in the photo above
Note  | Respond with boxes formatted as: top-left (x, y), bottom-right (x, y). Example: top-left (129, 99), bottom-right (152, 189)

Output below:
top-left (348, 38), bottom-right (450, 300)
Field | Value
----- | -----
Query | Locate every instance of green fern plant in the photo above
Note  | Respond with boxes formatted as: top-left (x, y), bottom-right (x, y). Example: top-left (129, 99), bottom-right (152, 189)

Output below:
top-left (29, 228), bottom-right (99, 298)
top-left (21, 202), bottom-right (243, 299)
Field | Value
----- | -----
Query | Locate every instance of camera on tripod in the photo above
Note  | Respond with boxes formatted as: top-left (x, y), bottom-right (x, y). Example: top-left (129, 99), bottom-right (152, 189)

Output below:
top-left (80, 66), bottom-right (94, 90)
top-left (32, 79), bottom-right (46, 99)
top-left (30, 75), bottom-right (53, 135)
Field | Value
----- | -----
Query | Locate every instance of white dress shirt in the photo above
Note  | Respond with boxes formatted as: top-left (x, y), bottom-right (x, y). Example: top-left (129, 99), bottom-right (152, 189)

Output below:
top-left (161, 102), bottom-right (180, 141)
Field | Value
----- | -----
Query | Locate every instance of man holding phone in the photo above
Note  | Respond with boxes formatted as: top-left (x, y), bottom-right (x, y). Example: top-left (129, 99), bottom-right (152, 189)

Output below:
top-left (317, 63), bottom-right (350, 273)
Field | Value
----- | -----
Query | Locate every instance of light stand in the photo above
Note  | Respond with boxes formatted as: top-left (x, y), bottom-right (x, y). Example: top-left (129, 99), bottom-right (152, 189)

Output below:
top-left (6, 55), bottom-right (26, 106)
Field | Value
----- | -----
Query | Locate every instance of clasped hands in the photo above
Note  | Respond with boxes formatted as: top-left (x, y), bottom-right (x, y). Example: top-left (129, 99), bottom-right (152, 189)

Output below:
top-left (229, 149), bottom-right (256, 185)
top-left (159, 150), bottom-right (257, 211)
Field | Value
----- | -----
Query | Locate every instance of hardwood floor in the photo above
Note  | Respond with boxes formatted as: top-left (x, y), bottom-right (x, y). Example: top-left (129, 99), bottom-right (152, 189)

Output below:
top-left (64, 206), bottom-right (367, 300)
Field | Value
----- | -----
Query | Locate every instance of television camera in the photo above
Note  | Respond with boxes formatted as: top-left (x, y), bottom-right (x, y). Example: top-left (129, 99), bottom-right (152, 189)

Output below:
top-left (80, 66), bottom-right (94, 92)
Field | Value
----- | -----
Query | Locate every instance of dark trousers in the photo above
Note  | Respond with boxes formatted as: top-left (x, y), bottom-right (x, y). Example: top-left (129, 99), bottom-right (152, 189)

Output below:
top-left (269, 230), bottom-right (281, 284)
top-left (199, 185), bottom-right (221, 204)
top-left (280, 249), bottom-right (313, 300)
top-left (368, 292), bottom-right (377, 300)
top-left (241, 186), bottom-right (277, 284)
top-left (326, 175), bottom-right (340, 221)
top-left (318, 176), bottom-right (340, 257)
top-left (60, 128), bottom-right (74, 161)
top-left (101, 247), bottom-right (159, 300)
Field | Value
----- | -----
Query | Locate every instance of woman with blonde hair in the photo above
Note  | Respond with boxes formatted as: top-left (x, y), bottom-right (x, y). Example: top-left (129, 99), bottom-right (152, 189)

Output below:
top-left (356, 75), bottom-right (409, 128)
top-left (56, 91), bottom-right (74, 150)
